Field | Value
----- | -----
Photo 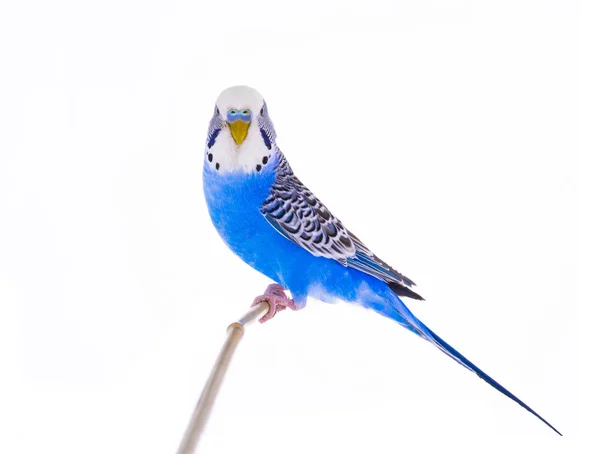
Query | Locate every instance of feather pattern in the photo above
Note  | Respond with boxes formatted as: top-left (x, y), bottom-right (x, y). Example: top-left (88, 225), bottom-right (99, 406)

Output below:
top-left (206, 105), bottom-right (222, 149)
top-left (261, 153), bottom-right (422, 299)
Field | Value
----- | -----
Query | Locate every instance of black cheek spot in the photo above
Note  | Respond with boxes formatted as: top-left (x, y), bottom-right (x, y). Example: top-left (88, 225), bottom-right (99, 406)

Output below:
top-left (262, 156), bottom-right (268, 164)
top-left (259, 128), bottom-right (272, 150)
top-left (256, 164), bottom-right (262, 172)
top-left (216, 163), bottom-right (220, 170)
top-left (208, 153), bottom-right (213, 162)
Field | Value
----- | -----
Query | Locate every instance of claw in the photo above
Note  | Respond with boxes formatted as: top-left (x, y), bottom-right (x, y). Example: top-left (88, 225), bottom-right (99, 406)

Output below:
top-left (251, 284), bottom-right (298, 323)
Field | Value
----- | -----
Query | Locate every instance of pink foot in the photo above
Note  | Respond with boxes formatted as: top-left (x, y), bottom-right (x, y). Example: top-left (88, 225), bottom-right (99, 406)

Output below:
top-left (251, 284), bottom-right (298, 323)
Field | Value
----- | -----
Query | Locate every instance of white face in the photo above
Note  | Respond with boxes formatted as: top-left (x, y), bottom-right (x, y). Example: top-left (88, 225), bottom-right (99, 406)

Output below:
top-left (205, 86), bottom-right (274, 174)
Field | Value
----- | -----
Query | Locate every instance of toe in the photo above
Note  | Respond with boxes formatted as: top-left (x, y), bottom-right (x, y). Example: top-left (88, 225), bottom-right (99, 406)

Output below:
top-left (265, 283), bottom-right (286, 298)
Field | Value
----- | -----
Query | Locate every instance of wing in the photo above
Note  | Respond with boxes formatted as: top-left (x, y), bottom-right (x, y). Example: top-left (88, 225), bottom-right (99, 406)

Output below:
top-left (260, 156), bottom-right (423, 300)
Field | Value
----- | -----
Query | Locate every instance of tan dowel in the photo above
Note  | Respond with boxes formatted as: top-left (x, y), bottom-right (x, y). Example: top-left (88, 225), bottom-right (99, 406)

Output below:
top-left (176, 301), bottom-right (269, 454)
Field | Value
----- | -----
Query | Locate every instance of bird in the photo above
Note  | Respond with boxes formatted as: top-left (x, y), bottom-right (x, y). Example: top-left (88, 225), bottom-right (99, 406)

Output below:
top-left (202, 85), bottom-right (561, 435)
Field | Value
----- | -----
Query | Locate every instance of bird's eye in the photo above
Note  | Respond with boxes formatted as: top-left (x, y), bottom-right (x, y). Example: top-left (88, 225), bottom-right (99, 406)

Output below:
top-left (215, 107), bottom-right (220, 115)
top-left (260, 107), bottom-right (265, 115)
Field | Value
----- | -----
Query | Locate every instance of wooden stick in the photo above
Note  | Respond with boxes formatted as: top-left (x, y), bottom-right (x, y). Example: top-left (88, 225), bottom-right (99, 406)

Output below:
top-left (176, 301), bottom-right (269, 454)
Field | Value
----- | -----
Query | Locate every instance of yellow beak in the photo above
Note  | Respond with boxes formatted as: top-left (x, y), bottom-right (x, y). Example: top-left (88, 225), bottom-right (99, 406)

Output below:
top-left (229, 120), bottom-right (250, 145)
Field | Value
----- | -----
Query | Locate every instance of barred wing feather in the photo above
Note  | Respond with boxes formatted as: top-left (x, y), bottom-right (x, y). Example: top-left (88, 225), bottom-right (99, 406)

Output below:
top-left (260, 156), bottom-right (422, 300)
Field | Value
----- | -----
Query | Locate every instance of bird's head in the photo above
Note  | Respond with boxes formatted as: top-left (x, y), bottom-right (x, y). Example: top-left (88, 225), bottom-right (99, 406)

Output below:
top-left (205, 86), bottom-right (277, 173)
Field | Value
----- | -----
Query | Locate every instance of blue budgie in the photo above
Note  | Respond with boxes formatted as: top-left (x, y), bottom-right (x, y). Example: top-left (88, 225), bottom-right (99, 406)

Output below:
top-left (202, 85), bottom-right (561, 435)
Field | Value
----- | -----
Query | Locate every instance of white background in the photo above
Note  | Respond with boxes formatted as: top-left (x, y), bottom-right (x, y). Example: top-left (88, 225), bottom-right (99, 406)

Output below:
top-left (0, 1), bottom-right (591, 453)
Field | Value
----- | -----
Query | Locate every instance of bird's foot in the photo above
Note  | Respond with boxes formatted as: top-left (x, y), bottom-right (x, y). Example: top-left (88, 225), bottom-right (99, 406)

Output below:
top-left (251, 284), bottom-right (298, 323)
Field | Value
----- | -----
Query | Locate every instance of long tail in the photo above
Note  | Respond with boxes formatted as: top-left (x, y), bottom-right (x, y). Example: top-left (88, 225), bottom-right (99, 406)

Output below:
top-left (383, 296), bottom-right (562, 436)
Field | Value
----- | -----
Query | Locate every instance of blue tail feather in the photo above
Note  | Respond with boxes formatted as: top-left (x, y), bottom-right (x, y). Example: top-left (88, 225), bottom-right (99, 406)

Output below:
top-left (425, 327), bottom-right (561, 435)
top-left (384, 297), bottom-right (562, 435)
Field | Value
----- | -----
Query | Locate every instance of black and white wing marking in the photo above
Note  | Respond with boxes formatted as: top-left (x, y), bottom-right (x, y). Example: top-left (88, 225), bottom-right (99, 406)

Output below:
top-left (260, 156), bottom-right (423, 300)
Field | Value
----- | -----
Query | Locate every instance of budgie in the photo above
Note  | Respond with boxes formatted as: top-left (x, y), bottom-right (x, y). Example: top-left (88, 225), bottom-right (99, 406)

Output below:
top-left (202, 85), bottom-right (560, 435)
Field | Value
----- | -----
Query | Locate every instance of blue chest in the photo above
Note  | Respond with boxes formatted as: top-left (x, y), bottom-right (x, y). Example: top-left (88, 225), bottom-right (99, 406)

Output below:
top-left (202, 160), bottom-right (290, 282)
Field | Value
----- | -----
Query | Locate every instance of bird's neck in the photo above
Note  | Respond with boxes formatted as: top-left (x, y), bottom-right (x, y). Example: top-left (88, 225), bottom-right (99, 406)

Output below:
top-left (205, 124), bottom-right (275, 174)
top-left (203, 155), bottom-right (279, 213)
